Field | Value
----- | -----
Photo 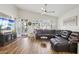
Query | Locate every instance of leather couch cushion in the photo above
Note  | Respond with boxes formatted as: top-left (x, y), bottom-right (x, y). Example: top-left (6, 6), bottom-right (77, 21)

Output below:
top-left (60, 30), bottom-right (72, 39)
top-left (50, 37), bottom-right (68, 45)
top-left (68, 32), bottom-right (79, 43)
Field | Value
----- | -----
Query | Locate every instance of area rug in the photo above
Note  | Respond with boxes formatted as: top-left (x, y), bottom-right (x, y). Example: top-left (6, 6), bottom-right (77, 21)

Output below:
top-left (41, 42), bottom-right (47, 48)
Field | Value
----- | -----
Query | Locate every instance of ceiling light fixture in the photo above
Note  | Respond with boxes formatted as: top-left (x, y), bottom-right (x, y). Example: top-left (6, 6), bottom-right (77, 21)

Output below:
top-left (41, 4), bottom-right (55, 15)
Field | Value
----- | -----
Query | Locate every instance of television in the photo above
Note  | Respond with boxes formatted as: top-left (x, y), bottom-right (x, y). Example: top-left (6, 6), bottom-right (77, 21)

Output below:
top-left (8, 19), bottom-right (16, 31)
top-left (0, 18), bottom-right (16, 32)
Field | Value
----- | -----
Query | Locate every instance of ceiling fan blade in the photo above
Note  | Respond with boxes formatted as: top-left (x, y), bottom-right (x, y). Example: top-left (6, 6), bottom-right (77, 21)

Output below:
top-left (41, 7), bottom-right (45, 11)
top-left (41, 12), bottom-right (46, 15)
top-left (46, 11), bottom-right (55, 13)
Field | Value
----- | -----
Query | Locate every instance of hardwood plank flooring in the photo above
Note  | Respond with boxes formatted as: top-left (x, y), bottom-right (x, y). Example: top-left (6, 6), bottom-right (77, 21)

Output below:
top-left (0, 37), bottom-right (73, 54)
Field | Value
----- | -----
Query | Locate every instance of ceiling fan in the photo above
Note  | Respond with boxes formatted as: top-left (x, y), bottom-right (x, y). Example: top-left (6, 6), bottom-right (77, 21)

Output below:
top-left (41, 4), bottom-right (55, 15)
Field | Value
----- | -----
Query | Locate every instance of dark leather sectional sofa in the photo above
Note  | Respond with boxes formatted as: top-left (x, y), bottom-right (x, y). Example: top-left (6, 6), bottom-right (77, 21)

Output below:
top-left (35, 29), bottom-right (79, 53)
top-left (35, 29), bottom-right (56, 39)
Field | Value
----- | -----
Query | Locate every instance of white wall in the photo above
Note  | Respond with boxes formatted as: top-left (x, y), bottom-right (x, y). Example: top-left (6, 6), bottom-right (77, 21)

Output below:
top-left (58, 6), bottom-right (79, 32)
top-left (18, 9), bottom-right (58, 30)
top-left (18, 9), bottom-right (57, 20)
top-left (0, 4), bottom-right (18, 18)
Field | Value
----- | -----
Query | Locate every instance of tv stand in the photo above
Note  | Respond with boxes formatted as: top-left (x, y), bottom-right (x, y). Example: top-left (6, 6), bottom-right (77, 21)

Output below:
top-left (0, 32), bottom-right (17, 46)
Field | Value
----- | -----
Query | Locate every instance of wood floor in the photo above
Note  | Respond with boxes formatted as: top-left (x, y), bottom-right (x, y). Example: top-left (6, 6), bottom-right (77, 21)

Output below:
top-left (0, 37), bottom-right (73, 54)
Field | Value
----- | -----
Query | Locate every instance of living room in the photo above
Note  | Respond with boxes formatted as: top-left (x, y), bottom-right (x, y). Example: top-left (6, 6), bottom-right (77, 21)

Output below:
top-left (0, 4), bottom-right (79, 54)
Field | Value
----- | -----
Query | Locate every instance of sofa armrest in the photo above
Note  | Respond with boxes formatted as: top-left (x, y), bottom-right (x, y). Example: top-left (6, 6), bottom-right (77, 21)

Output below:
top-left (69, 40), bottom-right (78, 44)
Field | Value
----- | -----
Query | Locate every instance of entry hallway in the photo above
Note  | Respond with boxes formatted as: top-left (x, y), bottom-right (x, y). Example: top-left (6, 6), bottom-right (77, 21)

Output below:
top-left (0, 37), bottom-right (73, 54)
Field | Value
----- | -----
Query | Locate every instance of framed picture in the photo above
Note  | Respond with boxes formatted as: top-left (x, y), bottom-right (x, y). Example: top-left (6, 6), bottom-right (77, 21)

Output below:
top-left (63, 16), bottom-right (78, 26)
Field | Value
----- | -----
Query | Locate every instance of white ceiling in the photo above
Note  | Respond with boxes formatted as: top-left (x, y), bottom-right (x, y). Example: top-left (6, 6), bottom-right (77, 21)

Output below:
top-left (16, 4), bottom-right (79, 17)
